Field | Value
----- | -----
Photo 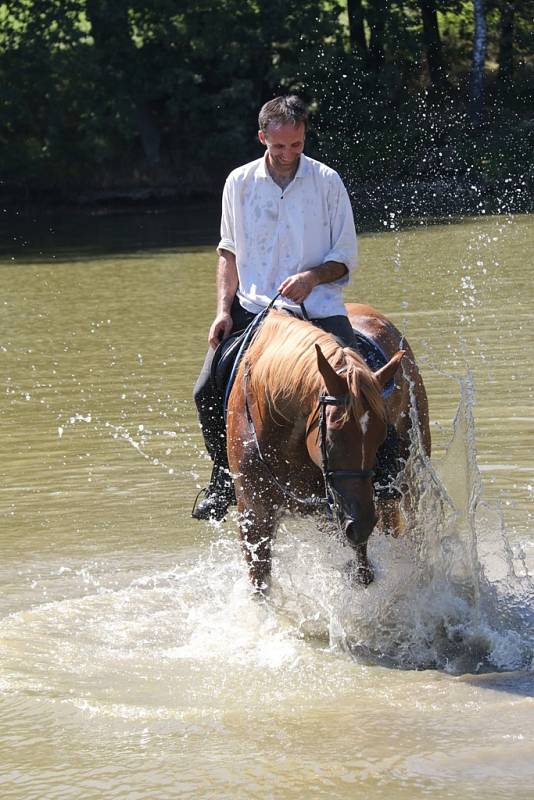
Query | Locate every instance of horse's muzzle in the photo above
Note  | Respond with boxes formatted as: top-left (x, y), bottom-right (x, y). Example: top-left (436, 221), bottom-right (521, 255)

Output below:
top-left (342, 510), bottom-right (378, 546)
top-left (327, 482), bottom-right (378, 546)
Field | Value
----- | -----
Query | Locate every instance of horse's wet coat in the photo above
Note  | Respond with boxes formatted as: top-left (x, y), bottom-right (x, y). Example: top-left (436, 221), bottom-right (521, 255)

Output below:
top-left (226, 305), bottom-right (430, 592)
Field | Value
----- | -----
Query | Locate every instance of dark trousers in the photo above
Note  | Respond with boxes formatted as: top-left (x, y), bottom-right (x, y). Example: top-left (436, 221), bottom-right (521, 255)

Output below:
top-left (193, 298), bottom-right (358, 466)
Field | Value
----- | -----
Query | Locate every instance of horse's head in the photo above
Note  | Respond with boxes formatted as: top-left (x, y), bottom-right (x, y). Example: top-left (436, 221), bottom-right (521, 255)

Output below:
top-left (307, 344), bottom-right (404, 548)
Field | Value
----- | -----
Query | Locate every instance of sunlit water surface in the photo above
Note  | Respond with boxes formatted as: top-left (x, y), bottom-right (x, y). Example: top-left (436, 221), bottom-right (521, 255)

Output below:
top-left (1, 212), bottom-right (533, 799)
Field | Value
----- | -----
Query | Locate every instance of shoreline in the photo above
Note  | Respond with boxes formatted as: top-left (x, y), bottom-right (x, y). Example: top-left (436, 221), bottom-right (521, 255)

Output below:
top-left (1, 176), bottom-right (531, 261)
top-left (2, 174), bottom-right (532, 220)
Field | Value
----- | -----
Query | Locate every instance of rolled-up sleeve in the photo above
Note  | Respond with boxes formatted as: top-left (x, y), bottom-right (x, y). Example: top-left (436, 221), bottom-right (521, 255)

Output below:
top-left (323, 174), bottom-right (358, 285)
top-left (217, 176), bottom-right (236, 255)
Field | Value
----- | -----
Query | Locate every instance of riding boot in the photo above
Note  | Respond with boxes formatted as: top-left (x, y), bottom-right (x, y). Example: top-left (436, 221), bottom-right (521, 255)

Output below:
top-left (191, 461), bottom-right (236, 521)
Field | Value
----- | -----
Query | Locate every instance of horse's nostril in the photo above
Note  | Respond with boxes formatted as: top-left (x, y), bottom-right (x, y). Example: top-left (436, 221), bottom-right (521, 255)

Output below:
top-left (345, 514), bottom-right (377, 546)
top-left (345, 520), bottom-right (369, 546)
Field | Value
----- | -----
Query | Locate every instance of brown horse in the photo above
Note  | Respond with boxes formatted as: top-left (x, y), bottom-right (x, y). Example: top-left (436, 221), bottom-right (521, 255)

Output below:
top-left (226, 304), bottom-right (430, 593)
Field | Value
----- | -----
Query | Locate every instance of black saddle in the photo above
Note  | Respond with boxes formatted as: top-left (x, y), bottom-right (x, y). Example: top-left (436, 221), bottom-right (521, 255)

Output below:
top-left (210, 307), bottom-right (272, 419)
top-left (211, 330), bottom-right (246, 396)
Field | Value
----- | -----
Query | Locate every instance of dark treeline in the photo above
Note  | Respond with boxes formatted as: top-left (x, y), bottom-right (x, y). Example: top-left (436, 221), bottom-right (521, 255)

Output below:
top-left (1, 0), bottom-right (533, 208)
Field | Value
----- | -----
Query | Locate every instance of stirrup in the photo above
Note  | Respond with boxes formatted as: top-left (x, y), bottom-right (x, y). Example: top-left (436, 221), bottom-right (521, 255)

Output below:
top-left (191, 486), bottom-right (208, 517)
top-left (191, 485), bottom-right (232, 522)
top-left (191, 463), bottom-right (235, 521)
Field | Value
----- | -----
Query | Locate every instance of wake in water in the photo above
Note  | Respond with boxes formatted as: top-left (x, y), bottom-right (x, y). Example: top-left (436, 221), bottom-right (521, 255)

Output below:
top-left (1, 374), bottom-right (532, 711)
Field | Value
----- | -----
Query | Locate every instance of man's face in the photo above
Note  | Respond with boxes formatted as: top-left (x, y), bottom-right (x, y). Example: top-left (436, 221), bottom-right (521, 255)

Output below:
top-left (258, 122), bottom-right (305, 174)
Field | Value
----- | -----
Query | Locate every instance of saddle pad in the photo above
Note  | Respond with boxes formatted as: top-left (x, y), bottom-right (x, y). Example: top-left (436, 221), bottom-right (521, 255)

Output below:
top-left (352, 330), bottom-right (396, 398)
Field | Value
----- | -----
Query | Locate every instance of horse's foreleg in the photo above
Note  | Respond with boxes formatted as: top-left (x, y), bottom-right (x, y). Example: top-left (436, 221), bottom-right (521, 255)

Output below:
top-left (238, 505), bottom-right (276, 594)
top-left (346, 542), bottom-right (374, 586)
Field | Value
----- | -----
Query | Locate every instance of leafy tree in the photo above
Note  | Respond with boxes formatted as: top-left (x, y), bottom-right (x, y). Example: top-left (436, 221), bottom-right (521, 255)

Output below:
top-left (0, 0), bottom-right (531, 196)
top-left (419, 0), bottom-right (450, 91)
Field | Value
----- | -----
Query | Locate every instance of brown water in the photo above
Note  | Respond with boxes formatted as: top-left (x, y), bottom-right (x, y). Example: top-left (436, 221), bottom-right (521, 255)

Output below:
top-left (1, 212), bottom-right (533, 799)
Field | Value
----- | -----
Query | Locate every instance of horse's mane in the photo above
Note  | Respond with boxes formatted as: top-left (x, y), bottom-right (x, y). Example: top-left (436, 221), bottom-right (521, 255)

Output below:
top-left (244, 311), bottom-right (386, 423)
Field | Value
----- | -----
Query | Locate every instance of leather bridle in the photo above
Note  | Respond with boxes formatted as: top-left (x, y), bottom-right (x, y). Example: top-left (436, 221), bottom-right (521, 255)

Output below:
top-left (243, 369), bottom-right (374, 518)
top-left (314, 392), bottom-right (375, 518)
top-left (316, 392), bottom-right (375, 480)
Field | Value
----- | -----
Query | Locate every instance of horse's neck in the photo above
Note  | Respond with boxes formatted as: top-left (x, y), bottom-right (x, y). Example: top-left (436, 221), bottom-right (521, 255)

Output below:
top-left (263, 390), bottom-right (312, 444)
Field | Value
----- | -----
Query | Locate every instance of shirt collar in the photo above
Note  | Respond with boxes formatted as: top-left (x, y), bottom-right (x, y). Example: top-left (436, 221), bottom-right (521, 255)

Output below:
top-left (256, 152), bottom-right (310, 179)
top-left (294, 154), bottom-right (310, 178)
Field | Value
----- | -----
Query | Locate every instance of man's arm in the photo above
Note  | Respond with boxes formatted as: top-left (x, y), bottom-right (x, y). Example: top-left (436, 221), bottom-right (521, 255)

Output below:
top-left (208, 249), bottom-right (238, 348)
top-left (278, 261), bottom-right (347, 304)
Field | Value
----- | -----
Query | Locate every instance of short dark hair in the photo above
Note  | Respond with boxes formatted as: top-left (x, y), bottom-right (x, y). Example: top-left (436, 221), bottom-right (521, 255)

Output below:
top-left (258, 95), bottom-right (309, 133)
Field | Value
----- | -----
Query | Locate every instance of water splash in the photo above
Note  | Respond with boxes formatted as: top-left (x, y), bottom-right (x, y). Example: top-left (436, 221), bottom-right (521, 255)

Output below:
top-left (268, 371), bottom-right (534, 673)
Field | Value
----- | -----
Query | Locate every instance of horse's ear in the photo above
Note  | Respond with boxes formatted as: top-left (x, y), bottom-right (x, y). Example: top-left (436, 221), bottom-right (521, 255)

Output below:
top-left (315, 344), bottom-right (346, 394)
top-left (374, 350), bottom-right (405, 390)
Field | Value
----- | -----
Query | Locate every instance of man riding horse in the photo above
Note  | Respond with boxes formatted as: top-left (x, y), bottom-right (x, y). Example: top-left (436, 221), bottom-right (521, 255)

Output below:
top-left (193, 94), bottom-right (361, 521)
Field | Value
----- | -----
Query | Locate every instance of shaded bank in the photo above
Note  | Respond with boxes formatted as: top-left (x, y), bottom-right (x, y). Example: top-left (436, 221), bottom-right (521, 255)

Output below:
top-left (1, 174), bottom-right (532, 264)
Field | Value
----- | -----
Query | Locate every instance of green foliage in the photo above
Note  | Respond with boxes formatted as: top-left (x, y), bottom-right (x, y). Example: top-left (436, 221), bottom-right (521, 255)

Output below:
top-left (0, 0), bottom-right (532, 196)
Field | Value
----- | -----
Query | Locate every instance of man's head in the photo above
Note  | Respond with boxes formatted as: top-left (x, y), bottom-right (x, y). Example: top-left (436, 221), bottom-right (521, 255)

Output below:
top-left (258, 95), bottom-right (308, 176)
top-left (258, 95), bottom-right (309, 135)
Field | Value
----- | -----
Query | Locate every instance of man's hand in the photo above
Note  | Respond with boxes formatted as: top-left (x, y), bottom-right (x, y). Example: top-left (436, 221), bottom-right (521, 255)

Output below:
top-left (278, 270), bottom-right (318, 304)
top-left (278, 262), bottom-right (348, 304)
top-left (209, 312), bottom-right (233, 348)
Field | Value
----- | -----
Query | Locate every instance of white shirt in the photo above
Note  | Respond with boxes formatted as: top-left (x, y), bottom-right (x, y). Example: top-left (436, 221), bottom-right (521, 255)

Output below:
top-left (217, 153), bottom-right (358, 319)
